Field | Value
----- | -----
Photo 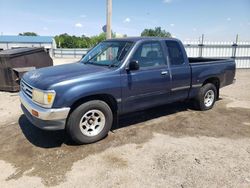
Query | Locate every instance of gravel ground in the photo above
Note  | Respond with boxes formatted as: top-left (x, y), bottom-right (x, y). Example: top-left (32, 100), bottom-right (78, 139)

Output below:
top-left (0, 60), bottom-right (249, 188)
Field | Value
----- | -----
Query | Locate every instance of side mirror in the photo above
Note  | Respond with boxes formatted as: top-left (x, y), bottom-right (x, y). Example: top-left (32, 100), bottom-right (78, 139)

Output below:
top-left (126, 60), bottom-right (139, 71)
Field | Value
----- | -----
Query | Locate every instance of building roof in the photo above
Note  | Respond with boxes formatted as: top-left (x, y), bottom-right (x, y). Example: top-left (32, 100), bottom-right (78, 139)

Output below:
top-left (0, 35), bottom-right (53, 43)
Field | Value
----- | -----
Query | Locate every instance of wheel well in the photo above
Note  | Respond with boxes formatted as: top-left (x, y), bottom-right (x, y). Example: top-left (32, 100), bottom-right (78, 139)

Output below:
top-left (69, 94), bottom-right (118, 115)
top-left (203, 77), bottom-right (220, 98)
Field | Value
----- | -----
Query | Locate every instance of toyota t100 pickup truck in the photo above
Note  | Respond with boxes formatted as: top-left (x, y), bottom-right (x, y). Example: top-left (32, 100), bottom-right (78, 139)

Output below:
top-left (20, 37), bottom-right (235, 144)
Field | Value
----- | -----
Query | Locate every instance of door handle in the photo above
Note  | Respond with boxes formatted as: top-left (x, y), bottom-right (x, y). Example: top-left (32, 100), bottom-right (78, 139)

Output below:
top-left (161, 71), bottom-right (168, 75)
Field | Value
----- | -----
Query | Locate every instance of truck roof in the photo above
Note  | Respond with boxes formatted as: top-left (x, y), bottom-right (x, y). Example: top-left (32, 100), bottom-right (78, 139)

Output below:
top-left (106, 37), bottom-right (180, 43)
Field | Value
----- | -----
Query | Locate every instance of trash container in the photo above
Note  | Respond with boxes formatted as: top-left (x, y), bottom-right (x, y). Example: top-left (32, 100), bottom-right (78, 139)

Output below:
top-left (0, 47), bottom-right (53, 92)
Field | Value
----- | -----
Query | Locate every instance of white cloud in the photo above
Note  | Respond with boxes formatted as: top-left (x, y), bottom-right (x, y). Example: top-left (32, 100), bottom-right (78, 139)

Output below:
top-left (123, 17), bottom-right (131, 23)
top-left (227, 17), bottom-right (231, 21)
top-left (75, 23), bottom-right (83, 28)
top-left (163, 0), bottom-right (172, 3)
top-left (170, 23), bottom-right (175, 27)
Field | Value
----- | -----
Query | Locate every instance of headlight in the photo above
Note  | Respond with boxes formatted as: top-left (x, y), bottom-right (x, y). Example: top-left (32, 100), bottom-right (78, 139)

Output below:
top-left (32, 89), bottom-right (56, 107)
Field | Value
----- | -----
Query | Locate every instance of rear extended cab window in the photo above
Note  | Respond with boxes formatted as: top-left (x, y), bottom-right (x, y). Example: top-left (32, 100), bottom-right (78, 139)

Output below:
top-left (165, 41), bottom-right (185, 66)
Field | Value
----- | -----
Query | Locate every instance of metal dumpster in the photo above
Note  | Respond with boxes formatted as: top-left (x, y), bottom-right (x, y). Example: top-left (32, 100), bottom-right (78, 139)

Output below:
top-left (0, 47), bottom-right (53, 92)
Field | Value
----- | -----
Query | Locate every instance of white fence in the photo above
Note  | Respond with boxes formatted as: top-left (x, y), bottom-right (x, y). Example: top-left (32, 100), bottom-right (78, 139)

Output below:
top-left (53, 48), bottom-right (89, 58)
top-left (53, 40), bottom-right (250, 68)
top-left (183, 41), bottom-right (250, 68)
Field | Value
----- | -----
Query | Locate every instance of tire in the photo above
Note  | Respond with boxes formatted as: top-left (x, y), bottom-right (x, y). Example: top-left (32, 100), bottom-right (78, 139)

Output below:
top-left (66, 100), bottom-right (113, 144)
top-left (194, 83), bottom-right (217, 111)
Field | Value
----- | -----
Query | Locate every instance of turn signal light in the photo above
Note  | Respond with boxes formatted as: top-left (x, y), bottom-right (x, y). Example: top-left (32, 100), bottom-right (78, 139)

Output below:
top-left (32, 109), bottom-right (39, 117)
top-left (47, 93), bottom-right (53, 103)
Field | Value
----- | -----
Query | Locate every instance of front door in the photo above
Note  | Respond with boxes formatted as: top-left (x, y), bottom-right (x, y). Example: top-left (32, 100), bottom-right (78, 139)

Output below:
top-left (121, 41), bottom-right (171, 113)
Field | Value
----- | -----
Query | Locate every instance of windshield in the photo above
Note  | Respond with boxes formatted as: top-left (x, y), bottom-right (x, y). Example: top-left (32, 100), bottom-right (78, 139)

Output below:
top-left (81, 41), bottom-right (133, 67)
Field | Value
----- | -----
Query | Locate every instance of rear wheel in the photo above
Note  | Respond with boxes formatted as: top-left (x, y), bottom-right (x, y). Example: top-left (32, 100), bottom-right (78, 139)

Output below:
top-left (67, 100), bottom-right (113, 144)
top-left (195, 83), bottom-right (217, 111)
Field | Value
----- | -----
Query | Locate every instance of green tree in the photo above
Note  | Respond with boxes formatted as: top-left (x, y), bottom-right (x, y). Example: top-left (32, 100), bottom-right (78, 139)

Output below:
top-left (54, 33), bottom-right (107, 48)
top-left (19, 32), bottom-right (38, 36)
top-left (141, 27), bottom-right (171, 38)
top-left (89, 33), bottom-right (106, 46)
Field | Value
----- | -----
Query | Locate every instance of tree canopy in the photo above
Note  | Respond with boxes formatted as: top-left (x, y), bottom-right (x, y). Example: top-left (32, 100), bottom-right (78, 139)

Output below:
top-left (54, 33), bottom-right (106, 48)
top-left (19, 32), bottom-right (38, 36)
top-left (141, 27), bottom-right (171, 38)
top-left (54, 28), bottom-right (171, 48)
top-left (17, 27), bottom-right (171, 48)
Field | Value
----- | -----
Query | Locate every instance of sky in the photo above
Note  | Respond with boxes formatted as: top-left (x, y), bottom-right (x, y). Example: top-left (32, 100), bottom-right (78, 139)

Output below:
top-left (0, 0), bottom-right (250, 41)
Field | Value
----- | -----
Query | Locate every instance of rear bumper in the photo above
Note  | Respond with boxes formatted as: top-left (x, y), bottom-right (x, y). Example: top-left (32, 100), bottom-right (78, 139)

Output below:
top-left (19, 91), bottom-right (70, 130)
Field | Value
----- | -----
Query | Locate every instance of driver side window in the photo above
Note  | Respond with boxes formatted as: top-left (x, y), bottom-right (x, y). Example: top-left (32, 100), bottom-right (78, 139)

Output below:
top-left (132, 41), bottom-right (166, 68)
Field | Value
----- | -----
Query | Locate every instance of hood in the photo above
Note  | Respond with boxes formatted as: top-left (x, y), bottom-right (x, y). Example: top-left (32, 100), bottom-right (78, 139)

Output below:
top-left (23, 62), bottom-right (112, 90)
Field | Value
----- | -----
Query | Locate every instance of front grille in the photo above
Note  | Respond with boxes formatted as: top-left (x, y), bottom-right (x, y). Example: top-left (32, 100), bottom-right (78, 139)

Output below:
top-left (20, 80), bottom-right (33, 99)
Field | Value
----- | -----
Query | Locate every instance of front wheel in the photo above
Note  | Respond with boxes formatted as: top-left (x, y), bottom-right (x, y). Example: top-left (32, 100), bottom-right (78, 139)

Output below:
top-left (194, 83), bottom-right (217, 111)
top-left (66, 100), bottom-right (113, 144)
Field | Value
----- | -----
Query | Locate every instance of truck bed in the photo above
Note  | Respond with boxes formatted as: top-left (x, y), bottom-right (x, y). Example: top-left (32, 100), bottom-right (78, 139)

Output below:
top-left (188, 57), bottom-right (235, 93)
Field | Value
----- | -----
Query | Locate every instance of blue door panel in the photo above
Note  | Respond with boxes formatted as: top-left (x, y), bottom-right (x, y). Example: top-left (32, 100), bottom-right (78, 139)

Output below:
top-left (121, 67), bottom-right (171, 113)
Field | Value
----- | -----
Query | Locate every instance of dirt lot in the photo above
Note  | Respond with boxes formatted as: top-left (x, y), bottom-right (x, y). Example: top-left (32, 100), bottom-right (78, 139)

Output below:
top-left (0, 60), bottom-right (250, 187)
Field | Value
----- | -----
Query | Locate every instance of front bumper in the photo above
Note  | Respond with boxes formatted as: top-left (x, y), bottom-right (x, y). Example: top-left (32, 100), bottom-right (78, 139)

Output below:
top-left (20, 91), bottom-right (70, 130)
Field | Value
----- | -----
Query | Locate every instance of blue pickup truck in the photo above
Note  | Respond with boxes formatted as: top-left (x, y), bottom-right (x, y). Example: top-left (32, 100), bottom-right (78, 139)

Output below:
top-left (20, 37), bottom-right (235, 144)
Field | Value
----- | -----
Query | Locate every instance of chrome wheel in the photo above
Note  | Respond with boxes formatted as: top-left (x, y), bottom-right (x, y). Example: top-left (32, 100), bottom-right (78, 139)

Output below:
top-left (79, 109), bottom-right (106, 137)
top-left (204, 90), bottom-right (215, 107)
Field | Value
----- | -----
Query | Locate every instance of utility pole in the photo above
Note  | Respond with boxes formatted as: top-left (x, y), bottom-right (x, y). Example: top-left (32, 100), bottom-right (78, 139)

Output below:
top-left (106, 0), bottom-right (112, 39)
top-left (232, 34), bottom-right (238, 58)
top-left (198, 34), bottom-right (204, 57)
